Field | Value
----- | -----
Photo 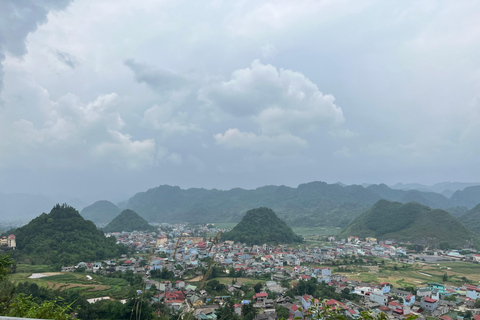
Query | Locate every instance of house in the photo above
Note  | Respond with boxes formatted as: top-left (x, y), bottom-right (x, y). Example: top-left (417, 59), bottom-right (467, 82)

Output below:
top-left (289, 304), bottom-right (303, 319)
top-left (403, 294), bottom-right (415, 306)
top-left (301, 294), bottom-right (314, 310)
top-left (427, 283), bottom-right (445, 294)
top-left (465, 285), bottom-right (480, 300)
top-left (420, 297), bottom-right (438, 312)
top-left (7, 235), bottom-right (16, 248)
top-left (369, 292), bottom-right (387, 306)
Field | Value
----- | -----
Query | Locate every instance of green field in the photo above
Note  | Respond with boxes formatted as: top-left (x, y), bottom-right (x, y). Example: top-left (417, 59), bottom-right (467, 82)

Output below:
top-left (10, 271), bottom-right (132, 299)
top-left (334, 261), bottom-right (480, 288)
top-left (212, 223), bottom-right (340, 237)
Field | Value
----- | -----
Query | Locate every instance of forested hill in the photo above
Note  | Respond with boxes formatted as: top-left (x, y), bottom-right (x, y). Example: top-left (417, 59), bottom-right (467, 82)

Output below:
top-left (118, 181), bottom-right (480, 227)
top-left (222, 207), bottom-right (302, 245)
top-left (338, 200), bottom-right (480, 249)
top-left (80, 200), bottom-right (121, 225)
top-left (460, 204), bottom-right (480, 235)
top-left (14, 204), bottom-right (126, 265)
top-left (103, 209), bottom-right (157, 233)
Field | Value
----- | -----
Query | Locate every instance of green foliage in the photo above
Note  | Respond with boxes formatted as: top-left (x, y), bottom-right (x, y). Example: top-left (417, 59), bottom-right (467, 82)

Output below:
top-left (103, 209), bottom-right (157, 233)
top-left (14, 204), bottom-right (127, 265)
top-left (215, 298), bottom-right (240, 320)
top-left (4, 294), bottom-right (76, 320)
top-left (80, 200), bottom-right (121, 225)
top-left (339, 200), bottom-right (480, 249)
top-left (276, 305), bottom-right (290, 319)
top-left (460, 203), bottom-right (480, 235)
top-left (286, 278), bottom-right (360, 303)
top-left (241, 302), bottom-right (258, 320)
top-left (222, 207), bottom-right (302, 245)
top-left (0, 254), bottom-right (14, 281)
top-left (150, 267), bottom-right (175, 281)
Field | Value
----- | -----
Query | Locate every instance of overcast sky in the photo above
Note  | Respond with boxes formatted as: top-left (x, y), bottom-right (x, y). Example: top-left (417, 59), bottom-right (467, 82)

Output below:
top-left (1, 0), bottom-right (480, 202)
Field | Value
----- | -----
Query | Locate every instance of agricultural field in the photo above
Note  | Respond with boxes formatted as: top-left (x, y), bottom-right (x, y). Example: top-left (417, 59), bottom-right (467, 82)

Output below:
top-left (334, 260), bottom-right (480, 289)
top-left (10, 269), bottom-right (132, 299)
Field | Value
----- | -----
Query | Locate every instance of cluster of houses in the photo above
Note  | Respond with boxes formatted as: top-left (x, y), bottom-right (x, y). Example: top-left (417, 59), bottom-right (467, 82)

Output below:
top-left (55, 224), bottom-right (480, 319)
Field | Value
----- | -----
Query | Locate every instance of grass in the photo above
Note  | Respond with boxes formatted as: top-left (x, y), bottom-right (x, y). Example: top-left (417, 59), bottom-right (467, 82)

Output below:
top-left (333, 260), bottom-right (480, 288)
top-left (292, 226), bottom-right (341, 236)
top-left (9, 272), bottom-right (132, 299)
top-left (16, 264), bottom-right (56, 273)
top-left (212, 223), bottom-right (237, 230)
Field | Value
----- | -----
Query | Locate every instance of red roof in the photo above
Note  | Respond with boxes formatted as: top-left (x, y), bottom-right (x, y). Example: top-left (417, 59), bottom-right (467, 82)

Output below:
top-left (393, 308), bottom-right (403, 314)
top-left (423, 297), bottom-right (437, 303)
top-left (300, 275), bottom-right (311, 279)
top-left (302, 294), bottom-right (313, 301)
top-left (439, 316), bottom-right (453, 320)
top-left (290, 305), bottom-right (299, 311)
top-left (255, 293), bottom-right (268, 299)
top-left (405, 295), bottom-right (414, 300)
top-left (389, 302), bottom-right (399, 306)
top-left (473, 315), bottom-right (480, 320)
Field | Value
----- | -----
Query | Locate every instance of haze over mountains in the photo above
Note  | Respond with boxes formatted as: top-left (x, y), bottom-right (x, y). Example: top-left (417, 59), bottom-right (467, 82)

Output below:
top-left (2, 181), bottom-right (480, 230)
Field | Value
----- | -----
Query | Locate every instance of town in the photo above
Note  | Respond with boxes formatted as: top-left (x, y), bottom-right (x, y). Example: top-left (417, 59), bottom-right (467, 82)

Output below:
top-left (56, 224), bottom-right (480, 320)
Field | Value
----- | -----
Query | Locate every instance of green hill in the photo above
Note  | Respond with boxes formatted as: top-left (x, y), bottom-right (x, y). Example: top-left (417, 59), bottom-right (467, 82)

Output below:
top-left (221, 207), bottom-right (302, 245)
top-left (80, 200), bottom-right (121, 225)
top-left (14, 204), bottom-right (126, 265)
top-left (338, 200), bottom-right (480, 249)
top-left (460, 204), bottom-right (480, 235)
top-left (103, 209), bottom-right (157, 233)
top-left (451, 186), bottom-right (480, 208)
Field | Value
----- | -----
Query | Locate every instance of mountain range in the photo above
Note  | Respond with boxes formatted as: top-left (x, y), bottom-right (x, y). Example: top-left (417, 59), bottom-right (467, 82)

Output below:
top-left (3, 181), bottom-right (480, 229)
top-left (118, 182), bottom-right (480, 227)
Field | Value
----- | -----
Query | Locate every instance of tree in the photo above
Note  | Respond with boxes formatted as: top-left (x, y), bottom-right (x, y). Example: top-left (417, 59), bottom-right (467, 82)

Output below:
top-left (253, 282), bottom-right (262, 293)
top-left (276, 305), bottom-right (289, 319)
top-left (443, 273), bottom-right (448, 282)
top-left (439, 241), bottom-right (450, 250)
top-left (241, 303), bottom-right (258, 320)
top-left (5, 294), bottom-right (76, 320)
top-left (0, 254), bottom-right (14, 281)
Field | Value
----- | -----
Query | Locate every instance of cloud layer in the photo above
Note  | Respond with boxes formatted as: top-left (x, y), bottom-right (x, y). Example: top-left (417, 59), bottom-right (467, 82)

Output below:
top-left (1, 0), bottom-right (480, 202)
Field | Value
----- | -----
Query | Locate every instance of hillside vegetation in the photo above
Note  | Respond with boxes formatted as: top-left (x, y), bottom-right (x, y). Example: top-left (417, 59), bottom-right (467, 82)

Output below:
top-left (460, 204), bottom-right (480, 235)
top-left (14, 204), bottom-right (126, 265)
top-left (338, 200), bottom-right (480, 249)
top-left (120, 181), bottom-right (480, 228)
top-left (221, 207), bottom-right (302, 245)
top-left (103, 209), bottom-right (157, 233)
top-left (80, 200), bottom-right (121, 225)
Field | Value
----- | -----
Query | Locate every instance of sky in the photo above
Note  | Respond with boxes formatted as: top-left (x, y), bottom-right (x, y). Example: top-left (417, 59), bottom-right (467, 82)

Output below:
top-left (1, 0), bottom-right (480, 203)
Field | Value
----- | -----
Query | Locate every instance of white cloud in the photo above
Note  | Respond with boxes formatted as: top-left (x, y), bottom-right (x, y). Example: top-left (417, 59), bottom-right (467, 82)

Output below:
top-left (214, 128), bottom-right (307, 155)
top-left (142, 103), bottom-right (199, 137)
top-left (93, 130), bottom-right (156, 169)
top-left (203, 60), bottom-right (344, 136)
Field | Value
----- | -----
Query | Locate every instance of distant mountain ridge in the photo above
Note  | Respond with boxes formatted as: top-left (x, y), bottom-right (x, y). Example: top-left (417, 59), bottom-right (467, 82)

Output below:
top-left (338, 200), bottom-right (480, 249)
top-left (390, 182), bottom-right (480, 194)
top-left (116, 181), bottom-right (480, 227)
